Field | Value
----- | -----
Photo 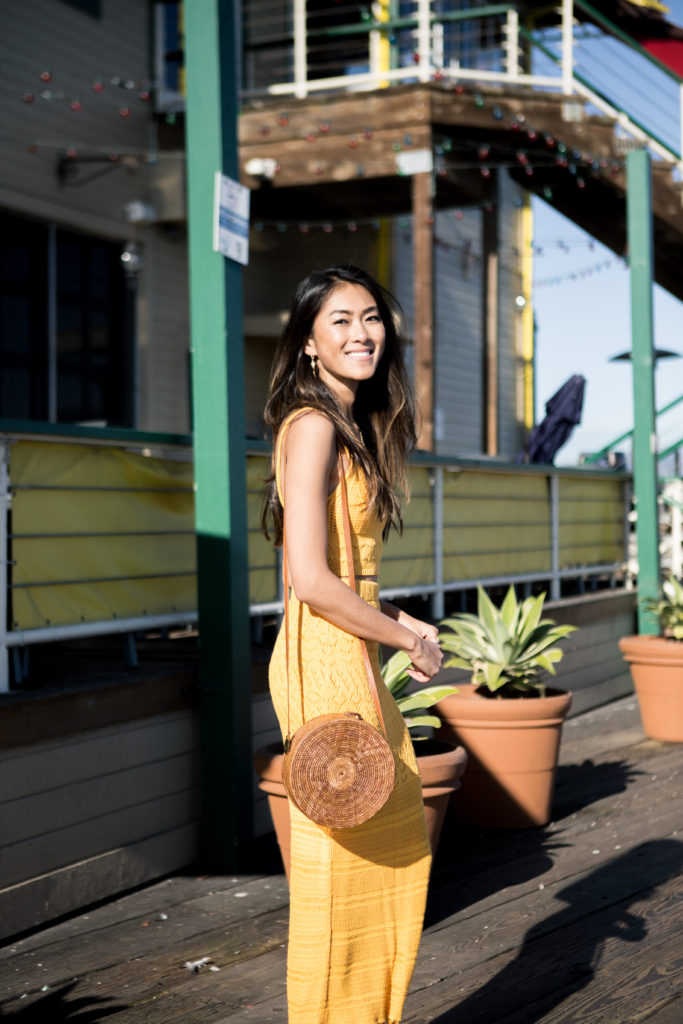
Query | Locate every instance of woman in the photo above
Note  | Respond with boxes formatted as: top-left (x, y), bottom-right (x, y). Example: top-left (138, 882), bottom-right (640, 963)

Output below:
top-left (263, 265), bottom-right (443, 1024)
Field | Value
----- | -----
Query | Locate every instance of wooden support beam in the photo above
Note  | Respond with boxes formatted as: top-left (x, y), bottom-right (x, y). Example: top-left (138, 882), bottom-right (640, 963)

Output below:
top-left (483, 199), bottom-right (499, 456)
top-left (412, 170), bottom-right (434, 451)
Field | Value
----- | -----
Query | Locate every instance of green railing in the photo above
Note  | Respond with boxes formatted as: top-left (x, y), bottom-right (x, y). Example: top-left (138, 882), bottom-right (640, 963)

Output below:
top-left (581, 394), bottom-right (683, 467)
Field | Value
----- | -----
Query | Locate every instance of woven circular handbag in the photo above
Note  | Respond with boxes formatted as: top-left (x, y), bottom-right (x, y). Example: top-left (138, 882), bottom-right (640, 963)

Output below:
top-left (282, 712), bottom-right (395, 828)
top-left (280, 451), bottom-right (395, 829)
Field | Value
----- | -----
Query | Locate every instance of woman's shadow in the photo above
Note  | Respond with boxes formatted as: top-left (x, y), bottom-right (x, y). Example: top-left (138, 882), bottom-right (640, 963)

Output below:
top-left (424, 838), bottom-right (683, 1024)
top-left (426, 756), bottom-right (643, 926)
top-left (0, 981), bottom-right (122, 1022)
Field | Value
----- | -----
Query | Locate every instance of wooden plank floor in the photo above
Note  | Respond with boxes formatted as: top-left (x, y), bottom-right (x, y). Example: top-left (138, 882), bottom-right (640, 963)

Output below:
top-left (1, 696), bottom-right (681, 1023)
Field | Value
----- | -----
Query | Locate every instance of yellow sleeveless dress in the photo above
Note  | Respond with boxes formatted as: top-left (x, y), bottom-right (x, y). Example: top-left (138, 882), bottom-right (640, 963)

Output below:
top-left (269, 409), bottom-right (432, 1024)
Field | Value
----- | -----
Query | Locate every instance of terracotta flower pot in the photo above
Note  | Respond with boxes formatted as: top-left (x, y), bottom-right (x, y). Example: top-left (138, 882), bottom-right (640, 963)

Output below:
top-left (619, 634), bottom-right (683, 743)
top-left (413, 739), bottom-right (468, 855)
top-left (253, 738), bottom-right (468, 879)
top-left (435, 686), bottom-right (572, 829)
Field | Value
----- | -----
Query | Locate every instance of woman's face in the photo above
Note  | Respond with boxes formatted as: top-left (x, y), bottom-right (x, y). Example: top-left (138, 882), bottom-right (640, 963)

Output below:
top-left (304, 283), bottom-right (386, 404)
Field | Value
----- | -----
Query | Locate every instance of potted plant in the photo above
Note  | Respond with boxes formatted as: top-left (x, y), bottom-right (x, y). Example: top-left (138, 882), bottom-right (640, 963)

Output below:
top-left (619, 575), bottom-right (683, 743)
top-left (435, 585), bottom-right (576, 829)
top-left (253, 663), bottom-right (466, 878)
top-left (381, 650), bottom-right (467, 854)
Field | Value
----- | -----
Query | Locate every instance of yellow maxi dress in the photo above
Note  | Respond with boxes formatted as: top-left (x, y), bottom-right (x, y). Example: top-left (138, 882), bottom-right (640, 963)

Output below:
top-left (269, 409), bottom-right (432, 1024)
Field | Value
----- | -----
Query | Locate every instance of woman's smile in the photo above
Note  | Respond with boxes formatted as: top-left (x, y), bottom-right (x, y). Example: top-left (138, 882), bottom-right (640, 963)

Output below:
top-left (305, 283), bottom-right (386, 409)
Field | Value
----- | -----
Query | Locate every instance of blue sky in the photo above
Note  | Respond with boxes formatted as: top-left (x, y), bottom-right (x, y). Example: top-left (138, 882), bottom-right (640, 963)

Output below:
top-left (532, 201), bottom-right (683, 467)
top-left (532, 0), bottom-right (683, 466)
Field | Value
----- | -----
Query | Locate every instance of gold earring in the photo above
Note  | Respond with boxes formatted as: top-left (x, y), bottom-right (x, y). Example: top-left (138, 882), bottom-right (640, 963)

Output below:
top-left (310, 354), bottom-right (318, 377)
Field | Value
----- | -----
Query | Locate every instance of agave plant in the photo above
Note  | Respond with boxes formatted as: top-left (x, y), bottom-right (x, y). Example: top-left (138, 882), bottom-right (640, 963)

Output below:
top-left (643, 574), bottom-right (683, 640)
top-left (439, 585), bottom-right (576, 698)
top-left (381, 650), bottom-right (458, 734)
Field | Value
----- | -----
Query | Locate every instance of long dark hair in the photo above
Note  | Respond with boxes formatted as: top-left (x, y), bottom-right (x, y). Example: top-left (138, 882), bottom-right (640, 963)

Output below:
top-left (262, 264), bottom-right (417, 545)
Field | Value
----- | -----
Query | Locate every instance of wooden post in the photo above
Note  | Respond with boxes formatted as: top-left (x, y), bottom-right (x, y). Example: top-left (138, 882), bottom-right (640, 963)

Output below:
top-left (412, 171), bottom-right (434, 451)
top-left (483, 201), bottom-right (499, 456)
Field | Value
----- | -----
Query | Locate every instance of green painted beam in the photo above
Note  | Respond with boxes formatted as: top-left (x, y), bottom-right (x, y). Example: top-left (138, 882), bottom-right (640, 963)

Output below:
top-left (627, 150), bottom-right (660, 634)
top-left (0, 418), bottom-right (192, 448)
top-left (309, 4), bottom-right (513, 39)
top-left (184, 0), bottom-right (252, 868)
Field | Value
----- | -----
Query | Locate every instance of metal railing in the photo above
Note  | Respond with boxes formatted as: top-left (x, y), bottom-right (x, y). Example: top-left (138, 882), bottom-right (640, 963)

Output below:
top-left (581, 394), bottom-right (683, 467)
top-left (247, 446), bottom-right (631, 621)
top-left (1, 428), bottom-right (631, 691)
top-left (0, 427), bottom-right (197, 693)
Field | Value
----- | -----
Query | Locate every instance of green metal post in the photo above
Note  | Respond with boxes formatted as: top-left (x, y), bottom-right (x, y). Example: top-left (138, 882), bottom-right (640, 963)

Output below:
top-left (627, 149), bottom-right (660, 634)
top-left (184, 0), bottom-right (253, 866)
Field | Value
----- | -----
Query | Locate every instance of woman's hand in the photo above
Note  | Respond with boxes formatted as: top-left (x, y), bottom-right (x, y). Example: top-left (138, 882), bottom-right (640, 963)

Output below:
top-left (379, 602), bottom-right (443, 682)
top-left (403, 632), bottom-right (443, 683)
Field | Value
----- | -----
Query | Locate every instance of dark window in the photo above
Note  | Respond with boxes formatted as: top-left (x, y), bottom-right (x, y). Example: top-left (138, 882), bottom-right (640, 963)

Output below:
top-left (0, 213), bottom-right (133, 426)
top-left (56, 230), bottom-right (130, 425)
top-left (0, 216), bottom-right (48, 420)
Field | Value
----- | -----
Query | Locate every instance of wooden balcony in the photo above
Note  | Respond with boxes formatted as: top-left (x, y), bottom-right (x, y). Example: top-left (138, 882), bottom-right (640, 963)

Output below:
top-left (240, 81), bottom-right (683, 301)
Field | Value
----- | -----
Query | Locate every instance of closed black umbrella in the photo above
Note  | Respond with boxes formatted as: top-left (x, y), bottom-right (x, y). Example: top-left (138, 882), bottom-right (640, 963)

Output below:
top-left (519, 374), bottom-right (586, 465)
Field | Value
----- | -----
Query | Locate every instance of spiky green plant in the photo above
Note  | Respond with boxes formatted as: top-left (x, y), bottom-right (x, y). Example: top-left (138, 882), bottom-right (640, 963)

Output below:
top-left (381, 649), bottom-right (458, 734)
top-left (643, 575), bottom-right (683, 640)
top-left (439, 585), bottom-right (576, 698)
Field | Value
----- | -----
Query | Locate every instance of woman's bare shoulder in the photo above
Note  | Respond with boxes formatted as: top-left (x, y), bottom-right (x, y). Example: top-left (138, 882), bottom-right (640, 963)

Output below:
top-left (285, 408), bottom-right (336, 449)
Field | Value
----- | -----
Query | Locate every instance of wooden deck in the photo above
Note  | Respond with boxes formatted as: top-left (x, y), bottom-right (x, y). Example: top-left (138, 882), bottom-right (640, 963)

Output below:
top-left (0, 696), bottom-right (681, 1023)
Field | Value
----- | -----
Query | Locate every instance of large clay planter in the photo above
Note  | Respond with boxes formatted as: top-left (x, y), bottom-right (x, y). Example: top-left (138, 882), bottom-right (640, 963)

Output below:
top-left (253, 739), bottom-right (468, 879)
top-left (619, 635), bottom-right (683, 742)
top-left (435, 687), bottom-right (572, 829)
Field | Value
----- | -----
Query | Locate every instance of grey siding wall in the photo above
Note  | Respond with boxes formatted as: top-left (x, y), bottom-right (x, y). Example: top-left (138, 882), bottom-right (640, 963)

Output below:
top-left (0, 0), bottom-right (190, 434)
top-left (139, 234), bottom-right (191, 433)
top-left (0, 0), bottom-right (151, 234)
top-left (432, 209), bottom-right (485, 456)
top-left (392, 173), bottom-right (525, 459)
top-left (0, 709), bottom-right (200, 939)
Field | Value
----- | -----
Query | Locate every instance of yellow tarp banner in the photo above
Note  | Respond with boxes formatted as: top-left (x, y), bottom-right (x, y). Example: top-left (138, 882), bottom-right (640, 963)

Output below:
top-left (7, 444), bottom-right (626, 631)
top-left (10, 441), bottom-right (197, 630)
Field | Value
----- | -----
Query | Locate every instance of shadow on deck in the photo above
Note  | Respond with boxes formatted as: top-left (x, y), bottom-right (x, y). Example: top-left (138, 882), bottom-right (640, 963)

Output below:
top-left (0, 697), bottom-right (681, 1024)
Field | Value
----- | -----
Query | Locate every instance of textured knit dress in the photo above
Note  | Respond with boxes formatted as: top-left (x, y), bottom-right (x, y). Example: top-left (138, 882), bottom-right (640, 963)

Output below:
top-left (269, 409), bottom-right (432, 1024)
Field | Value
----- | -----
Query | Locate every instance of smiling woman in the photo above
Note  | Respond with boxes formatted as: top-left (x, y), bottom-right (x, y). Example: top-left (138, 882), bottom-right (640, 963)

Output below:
top-left (304, 283), bottom-right (386, 408)
top-left (261, 265), bottom-right (442, 1024)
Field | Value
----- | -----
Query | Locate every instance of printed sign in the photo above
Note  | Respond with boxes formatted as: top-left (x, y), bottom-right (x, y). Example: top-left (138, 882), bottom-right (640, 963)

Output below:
top-left (213, 172), bottom-right (250, 265)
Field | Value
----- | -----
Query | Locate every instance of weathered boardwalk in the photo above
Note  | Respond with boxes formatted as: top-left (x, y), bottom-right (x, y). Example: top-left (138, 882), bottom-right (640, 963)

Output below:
top-left (0, 696), bottom-right (681, 1023)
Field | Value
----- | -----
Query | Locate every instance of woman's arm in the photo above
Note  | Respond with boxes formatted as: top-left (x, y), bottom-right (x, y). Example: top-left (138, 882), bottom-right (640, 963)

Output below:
top-left (282, 412), bottom-right (442, 680)
top-left (380, 601), bottom-right (439, 643)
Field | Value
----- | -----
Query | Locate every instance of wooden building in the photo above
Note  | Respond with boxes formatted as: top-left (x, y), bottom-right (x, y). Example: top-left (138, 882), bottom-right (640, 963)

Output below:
top-left (4, 0), bottom-right (680, 938)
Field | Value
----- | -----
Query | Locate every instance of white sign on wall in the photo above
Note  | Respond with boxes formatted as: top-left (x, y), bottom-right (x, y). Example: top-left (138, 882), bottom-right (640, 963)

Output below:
top-left (213, 172), bottom-right (250, 266)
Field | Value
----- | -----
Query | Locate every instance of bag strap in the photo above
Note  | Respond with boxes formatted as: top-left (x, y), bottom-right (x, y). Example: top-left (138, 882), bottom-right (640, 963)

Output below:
top-left (282, 446), bottom-right (388, 748)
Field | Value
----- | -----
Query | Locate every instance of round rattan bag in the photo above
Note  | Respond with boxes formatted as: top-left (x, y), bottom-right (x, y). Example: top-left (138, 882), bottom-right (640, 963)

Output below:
top-left (282, 712), bottom-right (396, 828)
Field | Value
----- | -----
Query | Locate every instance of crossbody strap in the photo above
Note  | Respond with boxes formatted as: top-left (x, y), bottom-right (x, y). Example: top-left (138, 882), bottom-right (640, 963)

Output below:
top-left (283, 447), bottom-right (388, 746)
